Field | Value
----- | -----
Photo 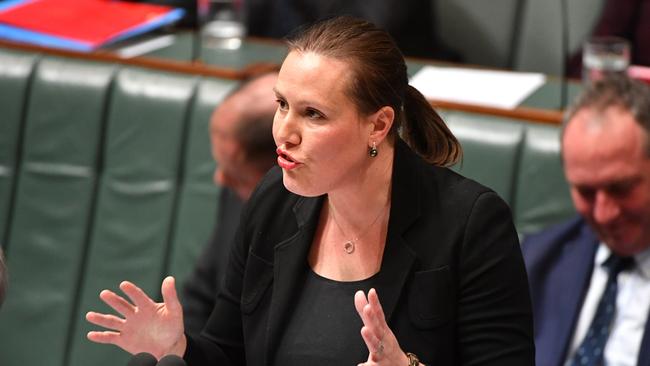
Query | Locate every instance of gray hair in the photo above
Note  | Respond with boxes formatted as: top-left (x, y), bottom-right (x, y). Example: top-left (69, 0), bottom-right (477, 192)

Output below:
top-left (564, 75), bottom-right (650, 157)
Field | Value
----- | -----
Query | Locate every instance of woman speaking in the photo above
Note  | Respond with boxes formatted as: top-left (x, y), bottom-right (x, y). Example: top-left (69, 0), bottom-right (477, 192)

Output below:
top-left (86, 16), bottom-right (535, 366)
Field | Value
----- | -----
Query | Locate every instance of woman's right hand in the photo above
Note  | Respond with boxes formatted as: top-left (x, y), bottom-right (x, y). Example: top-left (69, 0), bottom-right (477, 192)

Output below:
top-left (86, 276), bottom-right (186, 360)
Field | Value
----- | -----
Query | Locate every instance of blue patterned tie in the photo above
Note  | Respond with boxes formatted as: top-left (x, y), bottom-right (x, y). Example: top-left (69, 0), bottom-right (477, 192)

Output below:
top-left (569, 254), bottom-right (634, 366)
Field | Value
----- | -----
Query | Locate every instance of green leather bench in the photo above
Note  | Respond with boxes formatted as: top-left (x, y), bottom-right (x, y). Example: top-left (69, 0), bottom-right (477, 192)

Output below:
top-left (444, 111), bottom-right (575, 236)
top-left (0, 46), bottom-right (573, 366)
top-left (0, 47), bottom-right (238, 366)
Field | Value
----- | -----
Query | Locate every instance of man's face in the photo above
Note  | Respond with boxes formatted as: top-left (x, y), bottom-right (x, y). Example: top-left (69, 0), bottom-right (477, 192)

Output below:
top-left (563, 106), bottom-right (650, 256)
top-left (210, 107), bottom-right (262, 201)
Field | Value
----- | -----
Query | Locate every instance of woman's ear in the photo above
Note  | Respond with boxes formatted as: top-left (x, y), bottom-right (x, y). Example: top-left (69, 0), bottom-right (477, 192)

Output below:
top-left (367, 106), bottom-right (395, 144)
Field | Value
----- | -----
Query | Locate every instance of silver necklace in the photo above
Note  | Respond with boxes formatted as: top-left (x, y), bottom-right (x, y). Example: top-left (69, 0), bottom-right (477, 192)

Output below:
top-left (329, 203), bottom-right (388, 254)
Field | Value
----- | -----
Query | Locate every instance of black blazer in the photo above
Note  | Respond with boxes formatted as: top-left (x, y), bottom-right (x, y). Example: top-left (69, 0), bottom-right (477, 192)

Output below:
top-left (184, 139), bottom-right (534, 365)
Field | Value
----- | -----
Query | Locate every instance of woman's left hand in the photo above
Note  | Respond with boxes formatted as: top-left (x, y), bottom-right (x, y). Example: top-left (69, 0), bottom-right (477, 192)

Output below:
top-left (354, 288), bottom-right (410, 366)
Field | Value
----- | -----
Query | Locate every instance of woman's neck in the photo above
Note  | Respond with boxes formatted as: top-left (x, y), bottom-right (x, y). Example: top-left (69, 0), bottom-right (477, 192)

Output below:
top-left (308, 143), bottom-right (394, 281)
top-left (326, 143), bottom-right (394, 227)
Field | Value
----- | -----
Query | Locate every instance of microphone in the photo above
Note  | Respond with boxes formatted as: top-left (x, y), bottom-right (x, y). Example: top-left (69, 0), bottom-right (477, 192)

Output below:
top-left (127, 352), bottom-right (157, 366)
top-left (156, 355), bottom-right (187, 366)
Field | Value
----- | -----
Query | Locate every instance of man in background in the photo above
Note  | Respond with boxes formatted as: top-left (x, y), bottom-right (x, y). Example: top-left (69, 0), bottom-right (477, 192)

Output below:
top-left (523, 75), bottom-right (650, 366)
top-left (181, 72), bottom-right (278, 335)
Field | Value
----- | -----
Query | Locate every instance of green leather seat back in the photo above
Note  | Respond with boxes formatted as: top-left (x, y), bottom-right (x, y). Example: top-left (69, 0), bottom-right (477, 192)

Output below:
top-left (514, 0), bottom-right (605, 75)
top-left (513, 123), bottom-right (575, 236)
top-left (67, 68), bottom-right (197, 366)
top-left (0, 57), bottom-right (114, 366)
top-left (434, 0), bottom-right (520, 68)
top-left (0, 49), bottom-right (38, 248)
top-left (444, 111), bottom-right (525, 205)
top-left (166, 78), bottom-right (238, 285)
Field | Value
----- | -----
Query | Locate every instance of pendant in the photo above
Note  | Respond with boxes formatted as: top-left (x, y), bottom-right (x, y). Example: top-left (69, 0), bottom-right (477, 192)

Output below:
top-left (344, 241), bottom-right (355, 254)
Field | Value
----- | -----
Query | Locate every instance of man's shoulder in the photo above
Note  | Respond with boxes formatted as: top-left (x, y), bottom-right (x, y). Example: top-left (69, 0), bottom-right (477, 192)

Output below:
top-left (521, 216), bottom-right (598, 270)
top-left (523, 216), bottom-right (590, 247)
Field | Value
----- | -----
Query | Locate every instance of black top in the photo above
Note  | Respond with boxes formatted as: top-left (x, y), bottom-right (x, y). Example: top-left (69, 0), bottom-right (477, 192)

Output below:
top-left (274, 266), bottom-right (377, 365)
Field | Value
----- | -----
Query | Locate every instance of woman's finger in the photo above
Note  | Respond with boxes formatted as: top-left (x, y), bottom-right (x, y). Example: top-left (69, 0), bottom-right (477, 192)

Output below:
top-left (365, 289), bottom-right (389, 340)
top-left (356, 289), bottom-right (398, 363)
top-left (87, 330), bottom-right (121, 344)
top-left (368, 288), bottom-right (386, 320)
top-left (356, 290), bottom-right (385, 340)
top-left (99, 290), bottom-right (135, 317)
top-left (356, 291), bottom-right (377, 332)
top-left (161, 276), bottom-right (181, 314)
top-left (120, 281), bottom-right (154, 309)
top-left (360, 325), bottom-right (382, 354)
top-left (354, 290), bottom-right (368, 318)
top-left (360, 307), bottom-right (383, 339)
top-left (85, 311), bottom-right (125, 331)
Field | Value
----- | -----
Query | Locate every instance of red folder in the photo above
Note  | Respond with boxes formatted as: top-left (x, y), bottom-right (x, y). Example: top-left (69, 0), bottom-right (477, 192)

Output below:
top-left (0, 0), bottom-right (179, 48)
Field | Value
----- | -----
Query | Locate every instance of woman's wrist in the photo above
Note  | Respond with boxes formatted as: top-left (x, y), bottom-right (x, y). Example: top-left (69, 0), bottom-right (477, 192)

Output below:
top-left (404, 351), bottom-right (421, 366)
top-left (169, 334), bottom-right (187, 358)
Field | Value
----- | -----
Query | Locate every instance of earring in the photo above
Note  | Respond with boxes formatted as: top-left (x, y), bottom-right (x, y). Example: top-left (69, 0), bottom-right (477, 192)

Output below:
top-left (369, 141), bottom-right (378, 157)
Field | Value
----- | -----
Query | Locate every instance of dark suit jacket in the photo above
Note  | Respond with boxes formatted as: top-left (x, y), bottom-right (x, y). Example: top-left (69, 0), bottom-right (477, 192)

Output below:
top-left (184, 139), bottom-right (534, 365)
top-left (522, 216), bottom-right (650, 366)
top-left (181, 188), bottom-right (244, 336)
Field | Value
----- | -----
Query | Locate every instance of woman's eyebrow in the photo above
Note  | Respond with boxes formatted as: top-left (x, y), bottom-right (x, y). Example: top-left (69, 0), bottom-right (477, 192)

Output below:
top-left (272, 86), bottom-right (333, 113)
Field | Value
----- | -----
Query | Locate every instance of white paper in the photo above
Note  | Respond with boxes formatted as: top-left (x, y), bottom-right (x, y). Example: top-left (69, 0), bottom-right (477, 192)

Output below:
top-left (409, 66), bottom-right (546, 109)
top-left (116, 34), bottom-right (176, 59)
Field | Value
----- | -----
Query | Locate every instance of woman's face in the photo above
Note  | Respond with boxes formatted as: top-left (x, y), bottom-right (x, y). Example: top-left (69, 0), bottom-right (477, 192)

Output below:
top-left (273, 51), bottom-right (374, 197)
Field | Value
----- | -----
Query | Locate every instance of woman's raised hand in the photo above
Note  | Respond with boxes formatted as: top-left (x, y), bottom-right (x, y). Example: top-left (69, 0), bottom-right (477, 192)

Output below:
top-left (355, 288), bottom-right (411, 366)
top-left (86, 276), bottom-right (186, 360)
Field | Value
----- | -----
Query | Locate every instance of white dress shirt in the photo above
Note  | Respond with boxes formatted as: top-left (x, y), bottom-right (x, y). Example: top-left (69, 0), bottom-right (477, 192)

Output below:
top-left (565, 244), bottom-right (650, 366)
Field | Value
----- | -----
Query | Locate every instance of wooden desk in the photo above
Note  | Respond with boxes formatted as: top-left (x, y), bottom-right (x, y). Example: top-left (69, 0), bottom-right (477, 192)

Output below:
top-left (0, 35), bottom-right (578, 124)
top-left (406, 61), bottom-right (580, 124)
